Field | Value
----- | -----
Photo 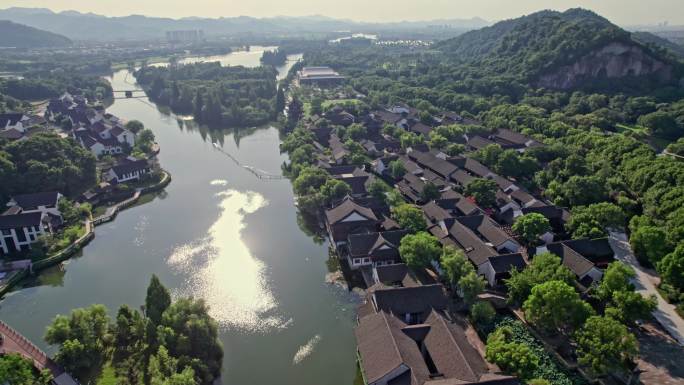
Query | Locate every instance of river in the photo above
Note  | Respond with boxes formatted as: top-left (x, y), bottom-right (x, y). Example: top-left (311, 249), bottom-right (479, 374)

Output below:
top-left (0, 51), bottom-right (358, 385)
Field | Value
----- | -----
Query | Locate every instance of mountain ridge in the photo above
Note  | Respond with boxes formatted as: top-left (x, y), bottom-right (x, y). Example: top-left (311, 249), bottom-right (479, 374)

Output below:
top-left (0, 7), bottom-right (490, 41)
top-left (0, 19), bottom-right (72, 48)
top-left (436, 8), bottom-right (681, 90)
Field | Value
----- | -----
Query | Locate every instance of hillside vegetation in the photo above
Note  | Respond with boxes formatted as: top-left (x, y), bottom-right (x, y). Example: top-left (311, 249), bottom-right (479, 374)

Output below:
top-left (436, 9), bottom-right (680, 90)
top-left (0, 19), bottom-right (71, 48)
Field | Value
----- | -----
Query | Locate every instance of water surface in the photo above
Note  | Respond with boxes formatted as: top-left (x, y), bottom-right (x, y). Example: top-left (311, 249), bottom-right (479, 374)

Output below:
top-left (0, 51), bottom-right (356, 385)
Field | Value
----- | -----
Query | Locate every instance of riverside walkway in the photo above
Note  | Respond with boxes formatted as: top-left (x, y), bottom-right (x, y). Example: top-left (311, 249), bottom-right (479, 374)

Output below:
top-left (0, 319), bottom-right (62, 374)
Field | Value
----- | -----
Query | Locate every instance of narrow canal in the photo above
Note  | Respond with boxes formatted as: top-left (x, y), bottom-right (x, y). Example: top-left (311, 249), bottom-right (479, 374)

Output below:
top-left (0, 49), bottom-right (359, 385)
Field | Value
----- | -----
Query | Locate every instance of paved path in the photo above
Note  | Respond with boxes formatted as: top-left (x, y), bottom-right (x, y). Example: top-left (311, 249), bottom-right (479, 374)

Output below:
top-left (609, 232), bottom-right (684, 345)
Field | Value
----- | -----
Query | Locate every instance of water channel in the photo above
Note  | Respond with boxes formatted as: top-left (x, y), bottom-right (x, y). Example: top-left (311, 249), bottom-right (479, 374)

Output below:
top-left (0, 49), bottom-right (359, 385)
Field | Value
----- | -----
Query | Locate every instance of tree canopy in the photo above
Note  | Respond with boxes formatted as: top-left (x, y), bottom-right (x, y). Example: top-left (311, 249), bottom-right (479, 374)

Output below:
top-left (512, 213), bottom-right (551, 246)
top-left (523, 280), bottom-right (594, 334)
top-left (399, 232), bottom-right (442, 270)
top-left (574, 316), bottom-right (638, 376)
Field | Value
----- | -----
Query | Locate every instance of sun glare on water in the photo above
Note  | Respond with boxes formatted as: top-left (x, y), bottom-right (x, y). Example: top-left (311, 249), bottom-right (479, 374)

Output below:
top-left (168, 187), bottom-right (283, 332)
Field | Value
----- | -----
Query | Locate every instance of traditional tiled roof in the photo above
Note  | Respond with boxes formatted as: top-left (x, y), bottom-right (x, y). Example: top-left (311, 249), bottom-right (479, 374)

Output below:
top-left (371, 284), bottom-right (448, 315)
top-left (110, 159), bottom-right (149, 177)
top-left (456, 215), bottom-right (517, 250)
top-left (9, 192), bottom-right (60, 210)
top-left (374, 264), bottom-right (419, 288)
top-left (0, 212), bottom-right (42, 230)
top-left (325, 196), bottom-right (378, 224)
top-left (467, 135), bottom-right (496, 151)
top-left (443, 219), bottom-right (498, 266)
top-left (486, 253), bottom-right (527, 273)
top-left (0, 113), bottom-right (24, 127)
top-left (355, 306), bottom-right (519, 385)
top-left (492, 129), bottom-right (542, 148)
top-left (348, 230), bottom-right (409, 260)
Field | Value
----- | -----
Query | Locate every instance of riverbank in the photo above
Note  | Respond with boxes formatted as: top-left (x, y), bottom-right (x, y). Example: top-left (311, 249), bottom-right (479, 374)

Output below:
top-left (0, 62), bottom-right (357, 385)
top-left (0, 170), bottom-right (171, 298)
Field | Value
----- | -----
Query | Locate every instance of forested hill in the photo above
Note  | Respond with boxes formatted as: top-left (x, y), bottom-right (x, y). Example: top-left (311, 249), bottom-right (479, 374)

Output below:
top-left (436, 8), bottom-right (680, 90)
top-left (0, 20), bottom-right (71, 48)
top-left (632, 31), bottom-right (684, 59)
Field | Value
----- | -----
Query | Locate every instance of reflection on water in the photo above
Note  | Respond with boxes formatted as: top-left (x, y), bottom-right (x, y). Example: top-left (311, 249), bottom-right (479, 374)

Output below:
top-left (292, 334), bottom-right (322, 365)
top-left (178, 46), bottom-right (278, 67)
top-left (168, 187), bottom-right (282, 332)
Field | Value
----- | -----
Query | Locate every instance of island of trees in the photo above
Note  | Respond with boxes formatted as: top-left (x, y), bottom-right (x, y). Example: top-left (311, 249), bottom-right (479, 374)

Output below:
top-left (135, 62), bottom-right (278, 127)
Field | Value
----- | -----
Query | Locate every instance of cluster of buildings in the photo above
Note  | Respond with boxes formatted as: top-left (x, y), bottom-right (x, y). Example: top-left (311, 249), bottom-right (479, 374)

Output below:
top-left (47, 93), bottom-right (137, 157)
top-left (0, 192), bottom-right (63, 255)
top-left (0, 112), bottom-right (49, 141)
top-left (293, 99), bottom-right (619, 385)
top-left (296, 66), bottom-right (346, 87)
top-left (46, 92), bottom-right (154, 185)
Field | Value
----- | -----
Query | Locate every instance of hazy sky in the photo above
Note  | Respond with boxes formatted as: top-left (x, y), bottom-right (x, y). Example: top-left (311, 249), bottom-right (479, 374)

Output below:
top-left (4, 0), bottom-right (684, 25)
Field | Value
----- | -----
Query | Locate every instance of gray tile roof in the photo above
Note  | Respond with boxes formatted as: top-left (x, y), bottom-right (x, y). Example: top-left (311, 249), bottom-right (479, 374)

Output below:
top-left (10, 191), bottom-right (60, 210)
top-left (325, 196), bottom-right (378, 224)
top-left (0, 212), bottom-right (42, 230)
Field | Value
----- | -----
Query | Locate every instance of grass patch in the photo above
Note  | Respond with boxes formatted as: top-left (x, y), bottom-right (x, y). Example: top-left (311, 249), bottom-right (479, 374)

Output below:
top-left (615, 123), bottom-right (648, 134)
top-left (322, 99), bottom-right (363, 110)
top-left (129, 191), bottom-right (158, 209)
top-left (96, 363), bottom-right (118, 385)
top-left (92, 205), bottom-right (108, 218)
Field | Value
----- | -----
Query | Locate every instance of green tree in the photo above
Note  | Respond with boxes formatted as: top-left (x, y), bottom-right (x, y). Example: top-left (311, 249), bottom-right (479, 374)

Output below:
top-left (470, 301), bottom-right (496, 327)
top-left (157, 298), bottom-right (223, 385)
top-left (629, 218), bottom-right (671, 265)
top-left (112, 305), bottom-right (147, 383)
top-left (440, 246), bottom-right (473, 287)
top-left (464, 178), bottom-right (498, 208)
top-left (293, 167), bottom-right (329, 196)
top-left (399, 232), bottom-right (442, 270)
top-left (125, 120), bottom-right (145, 134)
top-left (368, 179), bottom-right (390, 202)
top-left (446, 143), bottom-right (466, 156)
top-left (148, 346), bottom-right (197, 385)
top-left (0, 353), bottom-right (52, 385)
top-left (320, 179), bottom-right (351, 205)
top-left (605, 290), bottom-right (656, 325)
top-left (459, 271), bottom-right (486, 305)
top-left (146, 274), bottom-right (172, 326)
top-left (523, 280), bottom-right (594, 334)
top-left (421, 182), bottom-right (441, 202)
top-left (310, 97), bottom-right (323, 115)
top-left (505, 252), bottom-right (575, 304)
top-left (574, 316), bottom-right (638, 376)
top-left (638, 111), bottom-right (680, 139)
top-left (400, 132), bottom-right (422, 150)
top-left (44, 304), bottom-right (113, 380)
top-left (345, 123), bottom-right (367, 141)
top-left (485, 326), bottom-right (539, 380)
top-left (566, 202), bottom-right (626, 239)
top-left (392, 203), bottom-right (427, 233)
top-left (388, 160), bottom-right (406, 179)
top-left (657, 243), bottom-right (684, 291)
top-left (429, 133), bottom-right (448, 149)
top-left (596, 261), bottom-right (635, 300)
top-left (512, 213), bottom-right (551, 246)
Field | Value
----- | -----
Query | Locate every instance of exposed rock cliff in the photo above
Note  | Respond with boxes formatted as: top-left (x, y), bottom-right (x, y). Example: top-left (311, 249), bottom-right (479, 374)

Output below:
top-left (536, 42), bottom-right (673, 89)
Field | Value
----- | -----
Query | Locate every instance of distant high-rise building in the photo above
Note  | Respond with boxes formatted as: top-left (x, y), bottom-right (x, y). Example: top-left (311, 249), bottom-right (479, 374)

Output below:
top-left (166, 30), bottom-right (204, 43)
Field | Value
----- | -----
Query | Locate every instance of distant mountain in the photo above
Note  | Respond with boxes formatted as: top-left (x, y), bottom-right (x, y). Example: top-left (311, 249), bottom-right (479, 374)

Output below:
top-left (0, 7), bottom-right (489, 41)
top-left (436, 8), bottom-right (679, 89)
top-left (0, 20), bottom-right (71, 48)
